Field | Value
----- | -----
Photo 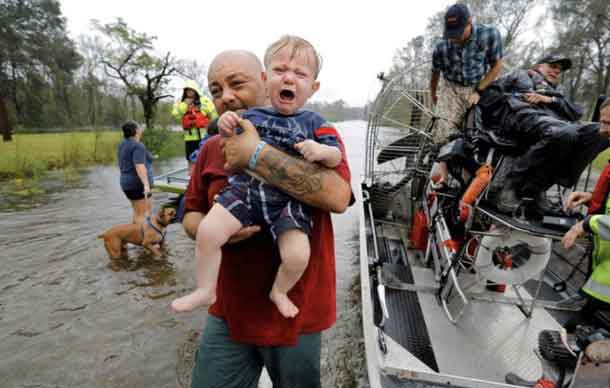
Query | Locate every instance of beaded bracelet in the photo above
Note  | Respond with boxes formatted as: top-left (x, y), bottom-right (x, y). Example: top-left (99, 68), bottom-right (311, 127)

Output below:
top-left (248, 141), bottom-right (267, 170)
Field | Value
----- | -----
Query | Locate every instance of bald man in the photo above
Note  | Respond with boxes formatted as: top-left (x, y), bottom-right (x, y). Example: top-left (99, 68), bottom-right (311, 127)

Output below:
top-left (182, 50), bottom-right (352, 388)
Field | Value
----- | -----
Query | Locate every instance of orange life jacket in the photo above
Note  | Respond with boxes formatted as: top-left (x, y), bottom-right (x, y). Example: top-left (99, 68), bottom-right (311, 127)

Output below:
top-left (181, 104), bottom-right (209, 131)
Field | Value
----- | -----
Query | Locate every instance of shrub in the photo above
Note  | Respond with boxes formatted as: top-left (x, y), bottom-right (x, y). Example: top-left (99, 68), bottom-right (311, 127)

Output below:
top-left (141, 127), bottom-right (183, 159)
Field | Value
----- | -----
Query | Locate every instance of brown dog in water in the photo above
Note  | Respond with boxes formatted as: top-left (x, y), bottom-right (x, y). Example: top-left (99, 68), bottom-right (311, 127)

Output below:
top-left (98, 207), bottom-right (176, 259)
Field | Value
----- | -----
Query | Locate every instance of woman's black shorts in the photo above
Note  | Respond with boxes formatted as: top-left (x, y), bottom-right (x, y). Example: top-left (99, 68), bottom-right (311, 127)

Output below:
top-left (123, 188), bottom-right (145, 200)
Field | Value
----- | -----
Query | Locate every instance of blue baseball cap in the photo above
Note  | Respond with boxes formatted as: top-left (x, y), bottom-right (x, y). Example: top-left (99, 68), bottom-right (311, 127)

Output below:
top-left (444, 3), bottom-right (471, 40)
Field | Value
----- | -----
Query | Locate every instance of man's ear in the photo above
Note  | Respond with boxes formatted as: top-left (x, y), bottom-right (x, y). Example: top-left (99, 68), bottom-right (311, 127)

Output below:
top-left (261, 71), bottom-right (270, 104)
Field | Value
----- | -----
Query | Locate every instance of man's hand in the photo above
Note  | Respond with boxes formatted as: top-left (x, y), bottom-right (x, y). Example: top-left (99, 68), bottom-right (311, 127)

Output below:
top-left (468, 92), bottom-right (480, 107)
top-left (564, 191), bottom-right (592, 211)
top-left (524, 93), bottom-right (553, 105)
top-left (294, 140), bottom-right (327, 163)
top-left (220, 118), bottom-right (261, 172)
top-left (227, 225), bottom-right (261, 244)
top-left (562, 221), bottom-right (585, 249)
top-left (183, 211), bottom-right (261, 242)
top-left (218, 111), bottom-right (240, 137)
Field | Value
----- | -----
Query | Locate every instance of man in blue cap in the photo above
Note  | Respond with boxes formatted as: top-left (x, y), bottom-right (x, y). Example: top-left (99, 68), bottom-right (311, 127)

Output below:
top-left (430, 3), bottom-right (503, 184)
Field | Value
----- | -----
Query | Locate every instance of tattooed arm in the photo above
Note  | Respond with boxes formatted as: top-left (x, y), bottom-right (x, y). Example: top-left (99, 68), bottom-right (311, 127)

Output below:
top-left (255, 145), bottom-right (351, 212)
top-left (220, 118), bottom-right (351, 213)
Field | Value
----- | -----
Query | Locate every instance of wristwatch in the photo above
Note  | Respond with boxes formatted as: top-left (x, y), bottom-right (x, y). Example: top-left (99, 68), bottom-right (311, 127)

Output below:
top-left (145, 191), bottom-right (152, 199)
top-left (475, 87), bottom-right (484, 95)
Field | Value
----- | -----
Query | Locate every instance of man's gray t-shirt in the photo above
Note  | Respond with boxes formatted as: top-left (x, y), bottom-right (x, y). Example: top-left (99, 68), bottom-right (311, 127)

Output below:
top-left (118, 138), bottom-right (154, 191)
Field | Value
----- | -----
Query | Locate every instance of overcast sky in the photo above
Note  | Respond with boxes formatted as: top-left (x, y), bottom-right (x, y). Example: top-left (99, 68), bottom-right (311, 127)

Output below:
top-left (59, 0), bottom-right (453, 107)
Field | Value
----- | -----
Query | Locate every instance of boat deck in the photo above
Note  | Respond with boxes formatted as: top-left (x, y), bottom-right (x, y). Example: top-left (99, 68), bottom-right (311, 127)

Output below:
top-left (360, 198), bottom-right (589, 388)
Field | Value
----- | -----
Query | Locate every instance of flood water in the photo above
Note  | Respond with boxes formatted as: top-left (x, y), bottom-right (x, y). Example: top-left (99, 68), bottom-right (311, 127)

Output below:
top-left (0, 121), bottom-right (368, 388)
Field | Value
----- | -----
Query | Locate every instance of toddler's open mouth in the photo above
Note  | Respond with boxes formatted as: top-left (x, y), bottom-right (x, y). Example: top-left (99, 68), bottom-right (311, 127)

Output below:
top-left (280, 89), bottom-right (295, 101)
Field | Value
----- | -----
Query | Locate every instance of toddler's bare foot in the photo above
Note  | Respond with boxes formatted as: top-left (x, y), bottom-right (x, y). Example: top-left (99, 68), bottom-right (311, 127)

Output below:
top-left (270, 289), bottom-right (299, 318)
top-left (171, 288), bottom-right (216, 313)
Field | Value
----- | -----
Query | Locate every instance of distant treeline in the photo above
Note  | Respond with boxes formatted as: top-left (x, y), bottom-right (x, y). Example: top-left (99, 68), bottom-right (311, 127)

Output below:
top-left (0, 0), bottom-right (365, 140)
top-left (304, 100), bottom-right (365, 122)
top-left (0, 0), bottom-right (185, 135)
top-left (0, 0), bottom-right (362, 140)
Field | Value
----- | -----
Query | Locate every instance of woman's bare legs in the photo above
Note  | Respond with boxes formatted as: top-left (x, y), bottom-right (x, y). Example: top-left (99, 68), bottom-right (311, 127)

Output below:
top-left (130, 198), bottom-right (152, 224)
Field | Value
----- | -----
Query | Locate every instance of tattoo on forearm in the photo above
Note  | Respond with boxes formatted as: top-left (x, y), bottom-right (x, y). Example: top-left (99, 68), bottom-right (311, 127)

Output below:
top-left (260, 148), bottom-right (323, 197)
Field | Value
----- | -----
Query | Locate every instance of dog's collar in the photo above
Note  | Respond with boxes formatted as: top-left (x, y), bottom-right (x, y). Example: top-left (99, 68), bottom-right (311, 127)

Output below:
top-left (142, 216), bottom-right (166, 244)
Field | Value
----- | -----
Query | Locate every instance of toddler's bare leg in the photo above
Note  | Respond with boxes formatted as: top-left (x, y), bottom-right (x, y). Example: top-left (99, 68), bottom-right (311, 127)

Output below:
top-left (171, 204), bottom-right (242, 312)
top-left (270, 229), bottom-right (310, 318)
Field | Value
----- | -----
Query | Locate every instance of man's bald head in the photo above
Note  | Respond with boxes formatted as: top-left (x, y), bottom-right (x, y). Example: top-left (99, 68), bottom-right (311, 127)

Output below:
top-left (207, 50), bottom-right (267, 114)
top-left (209, 50), bottom-right (264, 83)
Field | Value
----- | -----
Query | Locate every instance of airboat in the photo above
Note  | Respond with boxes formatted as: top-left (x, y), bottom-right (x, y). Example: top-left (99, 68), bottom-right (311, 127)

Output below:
top-left (154, 167), bottom-right (190, 194)
top-left (359, 64), bottom-right (610, 387)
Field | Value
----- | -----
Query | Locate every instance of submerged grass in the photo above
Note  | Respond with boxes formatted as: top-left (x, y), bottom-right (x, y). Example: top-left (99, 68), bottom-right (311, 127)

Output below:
top-left (0, 130), bottom-right (183, 181)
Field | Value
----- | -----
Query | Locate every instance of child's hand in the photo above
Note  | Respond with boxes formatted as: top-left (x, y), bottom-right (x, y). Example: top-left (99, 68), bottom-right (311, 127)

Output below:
top-left (219, 111), bottom-right (240, 137)
top-left (294, 140), bottom-right (326, 162)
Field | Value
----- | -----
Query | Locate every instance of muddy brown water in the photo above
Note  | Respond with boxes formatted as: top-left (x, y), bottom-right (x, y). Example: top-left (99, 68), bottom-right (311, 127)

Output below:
top-left (0, 121), bottom-right (369, 388)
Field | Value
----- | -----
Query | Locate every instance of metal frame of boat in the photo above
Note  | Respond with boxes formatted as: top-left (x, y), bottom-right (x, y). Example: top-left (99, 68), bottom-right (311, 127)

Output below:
top-left (358, 181), bottom-right (574, 388)
top-left (154, 167), bottom-right (190, 194)
top-left (358, 68), bottom-right (610, 387)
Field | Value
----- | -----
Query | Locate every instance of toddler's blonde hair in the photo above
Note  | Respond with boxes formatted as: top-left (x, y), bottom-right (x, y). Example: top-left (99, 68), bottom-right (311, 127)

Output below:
top-left (264, 35), bottom-right (322, 79)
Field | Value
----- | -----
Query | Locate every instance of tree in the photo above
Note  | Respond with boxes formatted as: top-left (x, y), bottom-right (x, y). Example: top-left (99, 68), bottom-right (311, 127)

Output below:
top-left (549, 0), bottom-right (610, 114)
top-left (387, 0), bottom-right (538, 81)
top-left (304, 100), bottom-right (364, 122)
top-left (0, 0), bottom-right (81, 138)
top-left (76, 35), bottom-right (108, 127)
top-left (467, 0), bottom-right (538, 66)
top-left (0, 96), bottom-right (11, 141)
top-left (94, 18), bottom-right (179, 128)
top-left (177, 59), bottom-right (209, 95)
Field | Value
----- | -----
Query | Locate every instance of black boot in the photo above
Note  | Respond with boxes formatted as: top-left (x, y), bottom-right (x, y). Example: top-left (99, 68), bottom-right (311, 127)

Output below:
top-left (533, 191), bottom-right (564, 216)
top-left (497, 184), bottom-right (521, 214)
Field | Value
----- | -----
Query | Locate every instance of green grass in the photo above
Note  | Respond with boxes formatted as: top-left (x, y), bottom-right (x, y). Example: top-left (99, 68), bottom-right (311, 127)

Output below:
top-left (0, 130), bottom-right (183, 180)
top-left (593, 148), bottom-right (610, 171)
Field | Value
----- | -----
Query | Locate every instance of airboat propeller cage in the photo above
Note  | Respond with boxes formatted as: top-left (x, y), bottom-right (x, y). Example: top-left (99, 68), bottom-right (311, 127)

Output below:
top-left (364, 62), bottom-right (436, 219)
top-left (475, 228), bottom-right (552, 285)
